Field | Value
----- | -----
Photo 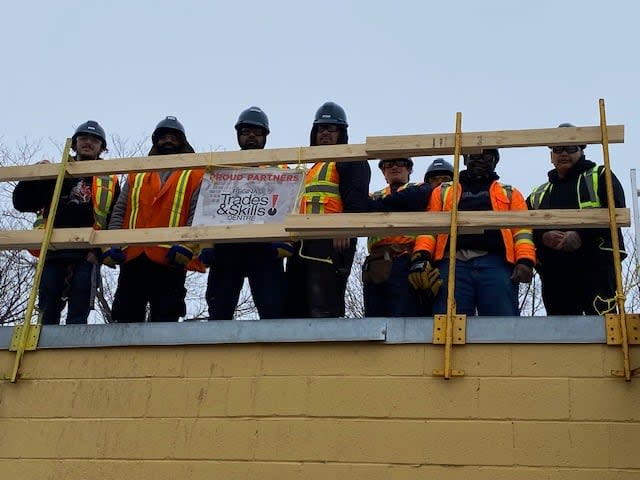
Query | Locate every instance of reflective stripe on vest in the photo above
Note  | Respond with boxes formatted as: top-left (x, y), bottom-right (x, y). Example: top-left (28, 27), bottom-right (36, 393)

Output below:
top-left (169, 170), bottom-right (192, 226)
top-left (529, 167), bottom-right (601, 210)
top-left (302, 162), bottom-right (342, 214)
top-left (528, 182), bottom-right (551, 210)
top-left (92, 175), bottom-right (118, 229)
top-left (128, 171), bottom-right (193, 229)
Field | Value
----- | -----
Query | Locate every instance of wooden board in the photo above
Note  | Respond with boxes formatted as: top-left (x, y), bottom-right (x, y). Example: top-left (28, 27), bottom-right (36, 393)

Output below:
top-left (366, 125), bottom-right (624, 158)
top-left (0, 125), bottom-right (624, 181)
top-left (0, 144), bottom-right (368, 182)
top-left (0, 209), bottom-right (629, 250)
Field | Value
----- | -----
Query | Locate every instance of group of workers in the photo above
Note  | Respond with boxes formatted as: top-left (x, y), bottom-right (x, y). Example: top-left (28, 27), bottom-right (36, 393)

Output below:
top-left (12, 104), bottom-right (627, 324)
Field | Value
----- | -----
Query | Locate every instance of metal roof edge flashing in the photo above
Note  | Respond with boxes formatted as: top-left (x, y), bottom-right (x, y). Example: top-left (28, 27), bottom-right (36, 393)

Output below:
top-left (0, 316), bottom-right (606, 350)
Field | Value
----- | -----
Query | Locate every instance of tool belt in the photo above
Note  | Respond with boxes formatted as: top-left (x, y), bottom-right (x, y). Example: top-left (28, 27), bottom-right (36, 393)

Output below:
top-left (362, 243), bottom-right (412, 285)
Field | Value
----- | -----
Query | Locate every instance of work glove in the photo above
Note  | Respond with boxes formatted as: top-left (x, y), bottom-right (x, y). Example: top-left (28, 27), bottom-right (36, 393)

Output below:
top-left (198, 247), bottom-right (215, 267)
top-left (541, 230), bottom-right (565, 250)
top-left (100, 247), bottom-right (126, 268)
top-left (166, 244), bottom-right (194, 267)
top-left (271, 242), bottom-right (295, 259)
top-left (510, 263), bottom-right (533, 283)
top-left (408, 250), bottom-right (442, 296)
top-left (561, 231), bottom-right (582, 252)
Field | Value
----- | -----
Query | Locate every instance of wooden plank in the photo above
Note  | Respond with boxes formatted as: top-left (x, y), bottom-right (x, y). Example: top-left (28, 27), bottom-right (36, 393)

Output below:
top-left (284, 208), bottom-right (631, 238)
top-left (0, 125), bottom-right (624, 181)
top-left (0, 162), bottom-right (67, 182)
top-left (0, 209), bottom-right (629, 250)
top-left (366, 125), bottom-right (624, 157)
top-left (0, 144), bottom-right (368, 182)
top-left (0, 224), bottom-right (293, 250)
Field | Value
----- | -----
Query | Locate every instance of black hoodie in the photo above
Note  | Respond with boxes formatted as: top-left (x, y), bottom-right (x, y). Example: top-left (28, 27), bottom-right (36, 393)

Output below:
top-left (527, 157), bottom-right (626, 268)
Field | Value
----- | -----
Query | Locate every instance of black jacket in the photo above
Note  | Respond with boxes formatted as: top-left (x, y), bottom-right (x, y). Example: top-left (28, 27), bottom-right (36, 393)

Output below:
top-left (336, 161), bottom-right (371, 213)
top-left (13, 175), bottom-right (120, 261)
top-left (526, 157), bottom-right (626, 269)
top-left (367, 181), bottom-right (433, 212)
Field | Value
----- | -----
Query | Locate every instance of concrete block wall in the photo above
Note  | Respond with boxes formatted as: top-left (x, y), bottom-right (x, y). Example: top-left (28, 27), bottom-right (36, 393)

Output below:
top-left (1, 343), bottom-right (639, 479)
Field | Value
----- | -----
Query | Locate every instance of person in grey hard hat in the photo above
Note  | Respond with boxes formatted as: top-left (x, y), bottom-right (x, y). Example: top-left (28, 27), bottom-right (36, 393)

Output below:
top-left (527, 122), bottom-right (626, 315)
top-left (105, 116), bottom-right (203, 323)
top-left (200, 106), bottom-right (290, 320)
top-left (13, 120), bottom-right (120, 325)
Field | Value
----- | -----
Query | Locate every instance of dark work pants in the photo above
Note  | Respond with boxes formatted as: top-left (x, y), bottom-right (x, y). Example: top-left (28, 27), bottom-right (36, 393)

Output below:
top-left (39, 258), bottom-right (93, 325)
top-left (206, 243), bottom-right (286, 320)
top-left (285, 239), bottom-right (356, 318)
top-left (540, 259), bottom-right (617, 315)
top-left (364, 254), bottom-right (420, 317)
top-left (111, 254), bottom-right (187, 323)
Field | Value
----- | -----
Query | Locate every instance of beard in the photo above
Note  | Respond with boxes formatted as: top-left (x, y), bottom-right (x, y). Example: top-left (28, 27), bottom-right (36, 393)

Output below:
top-left (157, 143), bottom-right (180, 155)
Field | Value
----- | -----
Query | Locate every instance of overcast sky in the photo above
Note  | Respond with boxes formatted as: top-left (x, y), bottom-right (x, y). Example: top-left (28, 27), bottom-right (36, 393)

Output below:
top-left (2, 0), bottom-right (638, 201)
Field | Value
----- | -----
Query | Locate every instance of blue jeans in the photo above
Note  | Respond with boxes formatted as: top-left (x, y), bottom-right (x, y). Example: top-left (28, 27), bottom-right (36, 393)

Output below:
top-left (364, 254), bottom-right (419, 317)
top-left (39, 259), bottom-right (93, 324)
top-left (432, 253), bottom-right (519, 316)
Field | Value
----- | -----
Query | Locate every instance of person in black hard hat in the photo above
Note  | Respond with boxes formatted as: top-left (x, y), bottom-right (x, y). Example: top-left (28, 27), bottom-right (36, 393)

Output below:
top-left (200, 107), bottom-right (290, 320)
top-left (104, 116), bottom-right (203, 323)
top-left (13, 120), bottom-right (120, 324)
top-left (286, 102), bottom-right (371, 318)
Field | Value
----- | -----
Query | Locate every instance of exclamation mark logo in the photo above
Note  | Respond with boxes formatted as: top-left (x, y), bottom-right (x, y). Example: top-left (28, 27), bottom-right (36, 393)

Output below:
top-left (268, 194), bottom-right (278, 216)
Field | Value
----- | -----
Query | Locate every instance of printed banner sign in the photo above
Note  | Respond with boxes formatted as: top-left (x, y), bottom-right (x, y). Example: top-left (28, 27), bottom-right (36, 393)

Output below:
top-left (193, 167), bottom-right (304, 225)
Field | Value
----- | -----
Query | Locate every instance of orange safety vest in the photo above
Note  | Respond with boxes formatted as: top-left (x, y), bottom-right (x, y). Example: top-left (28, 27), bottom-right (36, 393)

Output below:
top-left (29, 175), bottom-right (119, 257)
top-left (414, 180), bottom-right (536, 265)
top-left (367, 183), bottom-right (417, 252)
top-left (122, 169), bottom-right (204, 267)
top-left (299, 162), bottom-right (343, 214)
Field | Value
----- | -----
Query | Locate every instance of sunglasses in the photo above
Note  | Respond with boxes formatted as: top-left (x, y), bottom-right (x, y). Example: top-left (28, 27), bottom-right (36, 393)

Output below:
top-left (551, 145), bottom-right (581, 154)
top-left (317, 124), bottom-right (339, 133)
top-left (381, 159), bottom-right (410, 169)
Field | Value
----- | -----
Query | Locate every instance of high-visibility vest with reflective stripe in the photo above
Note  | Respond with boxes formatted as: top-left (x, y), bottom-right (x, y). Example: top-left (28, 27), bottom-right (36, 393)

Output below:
top-left (92, 175), bottom-right (119, 229)
top-left (299, 162), bottom-right (343, 214)
top-left (528, 165), bottom-right (626, 258)
top-left (414, 180), bottom-right (536, 265)
top-left (529, 166), bottom-right (601, 210)
top-left (367, 183), bottom-right (417, 251)
top-left (122, 169), bottom-right (204, 266)
top-left (28, 175), bottom-right (119, 257)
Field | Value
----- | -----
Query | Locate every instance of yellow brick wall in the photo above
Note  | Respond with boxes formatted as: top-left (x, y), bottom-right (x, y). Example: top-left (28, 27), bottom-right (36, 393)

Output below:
top-left (1, 343), bottom-right (639, 480)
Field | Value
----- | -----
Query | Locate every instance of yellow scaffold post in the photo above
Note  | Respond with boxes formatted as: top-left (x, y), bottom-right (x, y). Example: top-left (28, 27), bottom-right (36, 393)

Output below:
top-left (598, 99), bottom-right (640, 381)
top-left (433, 112), bottom-right (466, 379)
top-left (7, 139), bottom-right (73, 383)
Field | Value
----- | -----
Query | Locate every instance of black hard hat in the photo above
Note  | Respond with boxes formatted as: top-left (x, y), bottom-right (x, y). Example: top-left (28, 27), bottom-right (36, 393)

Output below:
top-left (72, 120), bottom-right (107, 149)
top-left (425, 158), bottom-right (454, 178)
top-left (235, 106), bottom-right (270, 134)
top-left (313, 101), bottom-right (348, 127)
top-left (463, 148), bottom-right (500, 165)
top-left (378, 157), bottom-right (414, 170)
top-left (554, 122), bottom-right (586, 150)
top-left (152, 115), bottom-right (187, 145)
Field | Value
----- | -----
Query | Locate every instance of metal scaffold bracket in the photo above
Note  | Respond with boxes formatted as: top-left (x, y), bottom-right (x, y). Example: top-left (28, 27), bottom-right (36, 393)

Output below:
top-left (9, 324), bottom-right (41, 352)
top-left (605, 314), bottom-right (640, 345)
top-left (432, 314), bottom-right (467, 345)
